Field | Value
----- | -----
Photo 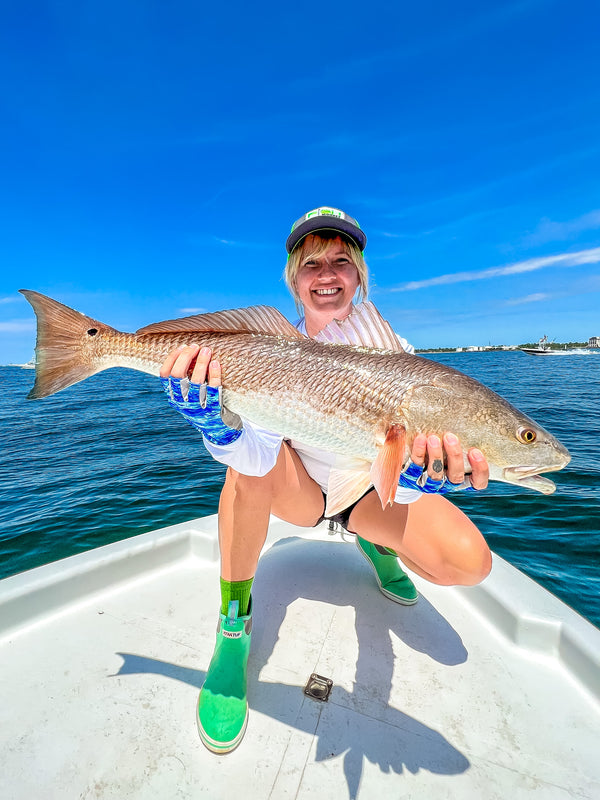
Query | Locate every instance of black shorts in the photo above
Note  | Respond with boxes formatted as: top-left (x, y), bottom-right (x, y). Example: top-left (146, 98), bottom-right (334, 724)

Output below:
top-left (314, 487), bottom-right (376, 533)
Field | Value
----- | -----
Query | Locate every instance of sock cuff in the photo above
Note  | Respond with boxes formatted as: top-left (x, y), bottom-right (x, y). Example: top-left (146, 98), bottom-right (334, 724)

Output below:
top-left (220, 577), bottom-right (254, 616)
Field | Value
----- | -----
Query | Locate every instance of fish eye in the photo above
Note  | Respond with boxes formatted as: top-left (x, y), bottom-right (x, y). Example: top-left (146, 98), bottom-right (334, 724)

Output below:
top-left (87, 328), bottom-right (98, 336)
top-left (517, 427), bottom-right (537, 444)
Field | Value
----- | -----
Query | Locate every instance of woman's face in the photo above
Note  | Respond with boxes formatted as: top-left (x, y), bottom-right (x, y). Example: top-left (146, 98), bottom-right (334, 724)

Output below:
top-left (295, 235), bottom-right (360, 318)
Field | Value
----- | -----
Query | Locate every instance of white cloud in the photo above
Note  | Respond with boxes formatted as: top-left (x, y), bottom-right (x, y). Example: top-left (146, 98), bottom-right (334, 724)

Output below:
top-left (391, 246), bottom-right (600, 292)
top-left (0, 321), bottom-right (35, 332)
top-left (179, 307), bottom-right (207, 314)
top-left (524, 209), bottom-right (600, 245)
top-left (188, 233), bottom-right (276, 251)
top-left (373, 209), bottom-right (503, 250)
top-left (505, 293), bottom-right (549, 306)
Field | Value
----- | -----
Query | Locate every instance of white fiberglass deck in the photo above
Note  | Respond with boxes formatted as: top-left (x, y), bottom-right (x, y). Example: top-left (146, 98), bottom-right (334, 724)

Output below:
top-left (1, 515), bottom-right (599, 800)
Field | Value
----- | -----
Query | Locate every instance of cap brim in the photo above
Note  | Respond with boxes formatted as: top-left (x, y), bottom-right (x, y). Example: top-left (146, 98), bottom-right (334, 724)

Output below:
top-left (286, 217), bottom-right (367, 253)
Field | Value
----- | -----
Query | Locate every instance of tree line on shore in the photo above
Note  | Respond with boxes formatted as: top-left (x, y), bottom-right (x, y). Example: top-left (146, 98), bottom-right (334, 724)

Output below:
top-left (417, 340), bottom-right (591, 354)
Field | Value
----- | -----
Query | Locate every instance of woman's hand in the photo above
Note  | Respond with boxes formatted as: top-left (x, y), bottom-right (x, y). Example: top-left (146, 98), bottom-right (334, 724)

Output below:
top-left (158, 345), bottom-right (242, 446)
top-left (399, 433), bottom-right (489, 493)
top-left (160, 345), bottom-right (221, 388)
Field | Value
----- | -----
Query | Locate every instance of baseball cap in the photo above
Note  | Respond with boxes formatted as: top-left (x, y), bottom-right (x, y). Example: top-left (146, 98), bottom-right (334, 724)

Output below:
top-left (286, 206), bottom-right (367, 254)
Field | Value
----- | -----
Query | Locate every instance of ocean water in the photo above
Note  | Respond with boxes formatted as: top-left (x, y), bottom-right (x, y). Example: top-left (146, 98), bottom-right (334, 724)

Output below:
top-left (1, 352), bottom-right (599, 628)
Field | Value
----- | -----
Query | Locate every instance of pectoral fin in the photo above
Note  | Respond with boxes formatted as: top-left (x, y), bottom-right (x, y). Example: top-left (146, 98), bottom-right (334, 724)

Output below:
top-left (325, 463), bottom-right (373, 517)
top-left (370, 424), bottom-right (406, 509)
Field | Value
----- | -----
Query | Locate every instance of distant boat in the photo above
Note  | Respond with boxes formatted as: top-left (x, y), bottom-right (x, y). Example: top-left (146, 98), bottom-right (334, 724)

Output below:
top-left (6, 359), bottom-right (36, 368)
top-left (9, 357), bottom-right (37, 369)
top-left (520, 336), bottom-right (597, 356)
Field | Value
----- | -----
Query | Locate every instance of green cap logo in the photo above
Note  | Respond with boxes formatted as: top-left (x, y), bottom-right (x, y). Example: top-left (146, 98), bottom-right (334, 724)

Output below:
top-left (306, 207), bottom-right (344, 221)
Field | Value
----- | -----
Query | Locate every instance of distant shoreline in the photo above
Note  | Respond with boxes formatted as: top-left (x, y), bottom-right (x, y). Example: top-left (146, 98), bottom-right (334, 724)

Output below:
top-left (419, 343), bottom-right (598, 354)
top-left (418, 346), bottom-right (522, 354)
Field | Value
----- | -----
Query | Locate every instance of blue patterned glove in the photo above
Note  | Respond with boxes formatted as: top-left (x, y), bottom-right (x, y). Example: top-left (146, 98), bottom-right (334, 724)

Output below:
top-left (160, 376), bottom-right (242, 445)
top-left (398, 460), bottom-right (478, 494)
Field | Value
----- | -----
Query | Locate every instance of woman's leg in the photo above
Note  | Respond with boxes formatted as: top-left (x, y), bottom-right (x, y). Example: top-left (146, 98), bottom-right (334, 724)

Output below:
top-left (348, 492), bottom-right (491, 586)
top-left (198, 443), bottom-right (324, 753)
top-left (217, 441), bottom-right (325, 581)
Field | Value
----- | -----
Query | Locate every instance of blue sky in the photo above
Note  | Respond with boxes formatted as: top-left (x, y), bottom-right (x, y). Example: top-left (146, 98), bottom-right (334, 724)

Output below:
top-left (2, 0), bottom-right (600, 363)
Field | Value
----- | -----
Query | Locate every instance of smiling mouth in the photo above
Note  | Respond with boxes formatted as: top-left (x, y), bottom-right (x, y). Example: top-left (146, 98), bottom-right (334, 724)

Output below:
top-left (314, 288), bottom-right (341, 295)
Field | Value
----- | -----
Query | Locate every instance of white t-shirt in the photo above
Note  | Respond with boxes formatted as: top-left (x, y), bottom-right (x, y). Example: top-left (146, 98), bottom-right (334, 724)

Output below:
top-left (203, 315), bottom-right (422, 507)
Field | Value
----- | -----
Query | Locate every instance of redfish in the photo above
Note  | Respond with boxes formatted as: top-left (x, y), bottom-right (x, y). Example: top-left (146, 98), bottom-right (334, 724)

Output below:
top-left (20, 290), bottom-right (571, 515)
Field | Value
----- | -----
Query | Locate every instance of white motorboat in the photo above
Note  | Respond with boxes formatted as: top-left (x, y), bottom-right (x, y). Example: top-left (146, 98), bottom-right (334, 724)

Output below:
top-left (520, 336), bottom-right (597, 356)
top-left (520, 348), bottom-right (596, 356)
top-left (1, 515), bottom-right (598, 799)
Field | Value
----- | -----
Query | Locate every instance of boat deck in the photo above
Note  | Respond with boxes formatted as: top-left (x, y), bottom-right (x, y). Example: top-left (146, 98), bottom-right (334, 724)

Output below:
top-left (1, 516), bottom-right (599, 799)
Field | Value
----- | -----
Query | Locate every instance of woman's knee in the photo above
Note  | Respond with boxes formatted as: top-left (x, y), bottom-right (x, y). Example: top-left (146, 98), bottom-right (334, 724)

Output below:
top-left (223, 466), bottom-right (276, 500)
top-left (446, 529), bottom-right (492, 586)
top-left (405, 496), bottom-right (492, 586)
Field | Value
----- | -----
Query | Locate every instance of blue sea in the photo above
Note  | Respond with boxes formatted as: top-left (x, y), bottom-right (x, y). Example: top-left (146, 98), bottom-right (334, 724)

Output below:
top-left (1, 352), bottom-right (599, 628)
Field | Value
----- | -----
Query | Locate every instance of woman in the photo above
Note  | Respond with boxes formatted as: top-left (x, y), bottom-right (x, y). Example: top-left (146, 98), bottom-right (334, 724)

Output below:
top-left (160, 207), bottom-right (491, 753)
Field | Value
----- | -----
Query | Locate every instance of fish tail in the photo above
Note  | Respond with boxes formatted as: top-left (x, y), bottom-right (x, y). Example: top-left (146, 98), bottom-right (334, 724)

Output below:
top-left (20, 290), bottom-right (118, 399)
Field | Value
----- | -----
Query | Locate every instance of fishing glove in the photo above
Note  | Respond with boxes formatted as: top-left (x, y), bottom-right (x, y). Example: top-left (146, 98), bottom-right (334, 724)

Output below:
top-left (160, 376), bottom-right (242, 446)
top-left (398, 460), bottom-right (478, 493)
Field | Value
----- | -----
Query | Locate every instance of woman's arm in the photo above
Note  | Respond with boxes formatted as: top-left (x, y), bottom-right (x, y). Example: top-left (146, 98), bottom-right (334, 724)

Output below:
top-left (159, 345), bottom-right (284, 476)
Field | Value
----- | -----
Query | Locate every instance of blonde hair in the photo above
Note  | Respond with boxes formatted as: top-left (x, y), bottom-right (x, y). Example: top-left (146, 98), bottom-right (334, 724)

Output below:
top-left (284, 233), bottom-right (369, 312)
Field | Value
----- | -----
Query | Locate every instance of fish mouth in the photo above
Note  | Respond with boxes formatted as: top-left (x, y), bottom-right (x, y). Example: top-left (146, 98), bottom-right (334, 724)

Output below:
top-left (502, 462), bottom-right (569, 495)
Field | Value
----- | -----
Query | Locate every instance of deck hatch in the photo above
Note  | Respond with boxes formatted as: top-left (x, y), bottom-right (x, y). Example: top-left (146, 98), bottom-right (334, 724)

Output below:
top-left (304, 673), bottom-right (333, 702)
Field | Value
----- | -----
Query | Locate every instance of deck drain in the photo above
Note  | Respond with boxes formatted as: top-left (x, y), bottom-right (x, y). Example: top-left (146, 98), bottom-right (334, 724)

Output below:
top-left (304, 673), bottom-right (333, 702)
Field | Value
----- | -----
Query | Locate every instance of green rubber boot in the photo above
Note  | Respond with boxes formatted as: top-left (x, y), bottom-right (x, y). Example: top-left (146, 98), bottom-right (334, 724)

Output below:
top-left (197, 598), bottom-right (252, 753)
top-left (356, 535), bottom-right (418, 605)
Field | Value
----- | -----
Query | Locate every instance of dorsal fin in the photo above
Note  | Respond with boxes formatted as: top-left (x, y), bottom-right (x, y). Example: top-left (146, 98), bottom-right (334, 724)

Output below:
top-left (314, 301), bottom-right (406, 351)
top-left (136, 305), bottom-right (304, 339)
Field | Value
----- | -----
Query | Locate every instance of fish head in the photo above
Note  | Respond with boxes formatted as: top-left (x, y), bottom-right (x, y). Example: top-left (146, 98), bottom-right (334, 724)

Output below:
top-left (402, 377), bottom-right (571, 494)
top-left (483, 419), bottom-right (571, 494)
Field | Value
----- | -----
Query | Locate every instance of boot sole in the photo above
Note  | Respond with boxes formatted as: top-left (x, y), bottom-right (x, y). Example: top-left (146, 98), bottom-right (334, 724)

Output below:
top-left (355, 537), bottom-right (418, 605)
top-left (197, 704), bottom-right (249, 754)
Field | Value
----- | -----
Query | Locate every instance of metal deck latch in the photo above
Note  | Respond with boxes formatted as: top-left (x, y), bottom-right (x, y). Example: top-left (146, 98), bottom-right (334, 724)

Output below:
top-left (304, 673), bottom-right (333, 702)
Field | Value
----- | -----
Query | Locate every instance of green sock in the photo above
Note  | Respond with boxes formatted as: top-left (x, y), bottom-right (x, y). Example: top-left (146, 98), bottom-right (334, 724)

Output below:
top-left (220, 577), bottom-right (254, 616)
